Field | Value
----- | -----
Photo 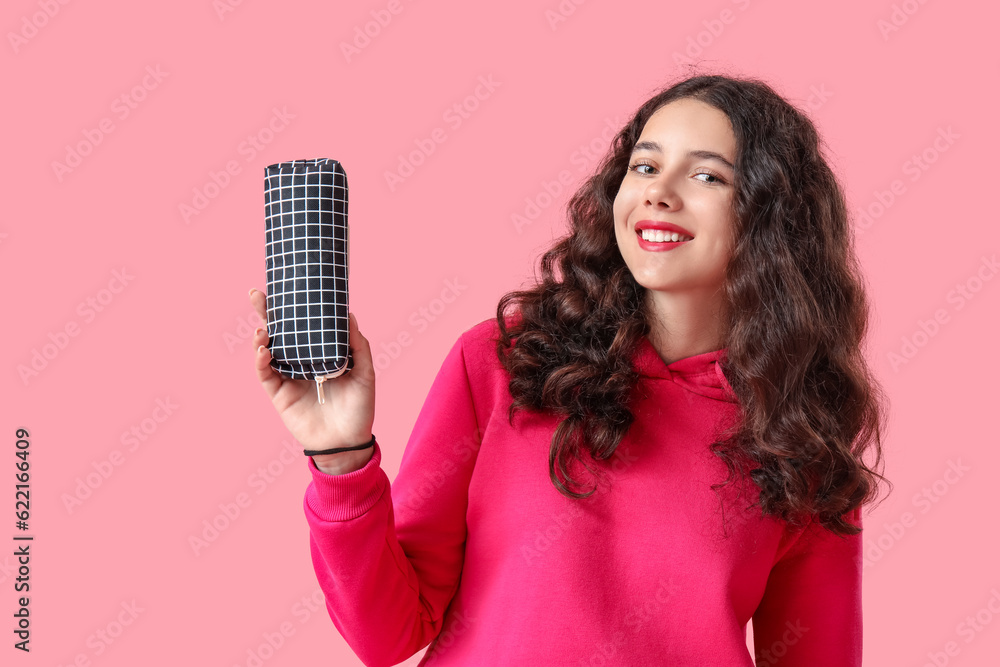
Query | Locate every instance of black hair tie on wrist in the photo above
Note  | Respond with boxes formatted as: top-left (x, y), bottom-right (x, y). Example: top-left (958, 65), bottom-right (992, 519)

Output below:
top-left (303, 434), bottom-right (376, 457)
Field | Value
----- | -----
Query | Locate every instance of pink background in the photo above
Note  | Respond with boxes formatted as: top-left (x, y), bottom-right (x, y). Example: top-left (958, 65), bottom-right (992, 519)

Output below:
top-left (3, 0), bottom-right (998, 665)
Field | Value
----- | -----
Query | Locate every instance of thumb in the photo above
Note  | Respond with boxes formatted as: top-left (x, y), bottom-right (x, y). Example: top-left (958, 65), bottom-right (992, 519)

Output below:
top-left (349, 312), bottom-right (361, 338)
top-left (348, 312), bottom-right (372, 359)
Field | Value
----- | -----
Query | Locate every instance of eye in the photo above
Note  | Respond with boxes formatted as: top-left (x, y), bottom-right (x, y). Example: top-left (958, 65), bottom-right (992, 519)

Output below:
top-left (628, 160), bottom-right (729, 185)
top-left (627, 160), bottom-right (656, 175)
top-left (694, 170), bottom-right (727, 185)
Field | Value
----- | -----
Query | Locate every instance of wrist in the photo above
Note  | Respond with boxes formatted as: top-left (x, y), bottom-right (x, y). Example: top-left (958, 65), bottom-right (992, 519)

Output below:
top-left (311, 444), bottom-right (374, 476)
top-left (303, 433), bottom-right (375, 457)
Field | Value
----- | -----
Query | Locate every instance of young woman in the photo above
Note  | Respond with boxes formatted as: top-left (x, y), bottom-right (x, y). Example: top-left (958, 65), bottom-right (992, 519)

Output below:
top-left (248, 73), bottom-right (890, 666)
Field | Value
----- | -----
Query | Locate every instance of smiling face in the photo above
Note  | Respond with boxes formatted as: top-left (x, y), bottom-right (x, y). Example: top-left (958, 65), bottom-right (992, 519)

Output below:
top-left (613, 97), bottom-right (737, 302)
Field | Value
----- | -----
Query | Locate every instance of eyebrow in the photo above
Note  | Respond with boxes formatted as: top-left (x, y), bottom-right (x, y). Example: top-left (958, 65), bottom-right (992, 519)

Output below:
top-left (630, 140), bottom-right (735, 171)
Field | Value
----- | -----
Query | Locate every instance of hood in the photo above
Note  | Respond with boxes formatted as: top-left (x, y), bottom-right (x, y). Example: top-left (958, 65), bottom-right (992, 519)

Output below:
top-left (632, 336), bottom-right (737, 403)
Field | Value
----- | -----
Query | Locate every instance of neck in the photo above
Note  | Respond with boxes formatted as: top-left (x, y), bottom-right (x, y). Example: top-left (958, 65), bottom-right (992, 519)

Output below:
top-left (644, 288), bottom-right (726, 365)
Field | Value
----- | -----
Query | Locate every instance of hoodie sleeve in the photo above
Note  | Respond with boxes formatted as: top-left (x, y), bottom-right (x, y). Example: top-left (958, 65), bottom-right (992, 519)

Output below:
top-left (751, 507), bottom-right (863, 666)
top-left (302, 332), bottom-right (482, 667)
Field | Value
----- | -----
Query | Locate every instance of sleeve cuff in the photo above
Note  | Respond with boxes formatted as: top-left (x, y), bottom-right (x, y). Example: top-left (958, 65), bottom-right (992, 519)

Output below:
top-left (303, 440), bottom-right (388, 522)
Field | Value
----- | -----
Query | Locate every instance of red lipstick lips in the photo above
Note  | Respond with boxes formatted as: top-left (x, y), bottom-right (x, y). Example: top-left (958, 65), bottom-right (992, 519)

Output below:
top-left (634, 220), bottom-right (694, 253)
top-left (634, 220), bottom-right (694, 237)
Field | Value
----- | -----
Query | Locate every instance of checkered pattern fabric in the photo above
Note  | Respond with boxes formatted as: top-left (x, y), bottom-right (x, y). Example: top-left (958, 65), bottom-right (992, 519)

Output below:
top-left (264, 158), bottom-right (353, 387)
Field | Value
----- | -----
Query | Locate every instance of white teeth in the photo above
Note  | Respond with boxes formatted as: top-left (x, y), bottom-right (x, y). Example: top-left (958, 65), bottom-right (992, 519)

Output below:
top-left (640, 229), bottom-right (693, 242)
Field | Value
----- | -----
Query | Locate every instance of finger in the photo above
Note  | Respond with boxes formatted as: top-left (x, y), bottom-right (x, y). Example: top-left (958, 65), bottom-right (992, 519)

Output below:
top-left (252, 324), bottom-right (269, 347)
top-left (254, 340), bottom-right (283, 399)
top-left (248, 288), bottom-right (268, 325)
top-left (347, 312), bottom-right (374, 378)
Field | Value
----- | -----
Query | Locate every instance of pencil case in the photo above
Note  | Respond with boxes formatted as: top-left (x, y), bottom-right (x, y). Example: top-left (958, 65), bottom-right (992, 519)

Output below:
top-left (263, 158), bottom-right (353, 404)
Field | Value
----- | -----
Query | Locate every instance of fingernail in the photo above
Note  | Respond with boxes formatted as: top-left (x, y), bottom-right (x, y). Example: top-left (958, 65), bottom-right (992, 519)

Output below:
top-left (248, 288), bottom-right (257, 297)
top-left (255, 327), bottom-right (265, 337)
top-left (257, 345), bottom-right (266, 354)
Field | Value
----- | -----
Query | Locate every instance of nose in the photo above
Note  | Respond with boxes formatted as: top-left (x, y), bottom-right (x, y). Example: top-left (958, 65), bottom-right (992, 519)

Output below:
top-left (643, 171), bottom-right (681, 210)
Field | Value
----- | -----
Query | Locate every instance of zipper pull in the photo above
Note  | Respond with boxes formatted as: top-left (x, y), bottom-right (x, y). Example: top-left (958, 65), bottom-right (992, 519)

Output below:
top-left (315, 377), bottom-right (326, 404)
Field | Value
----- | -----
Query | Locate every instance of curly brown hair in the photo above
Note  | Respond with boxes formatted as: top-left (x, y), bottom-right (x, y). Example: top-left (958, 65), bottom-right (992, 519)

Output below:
top-left (494, 72), bottom-right (891, 536)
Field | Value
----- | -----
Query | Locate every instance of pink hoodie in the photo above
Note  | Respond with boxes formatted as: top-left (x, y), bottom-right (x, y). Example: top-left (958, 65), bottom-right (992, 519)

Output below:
top-left (303, 318), bottom-right (863, 666)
